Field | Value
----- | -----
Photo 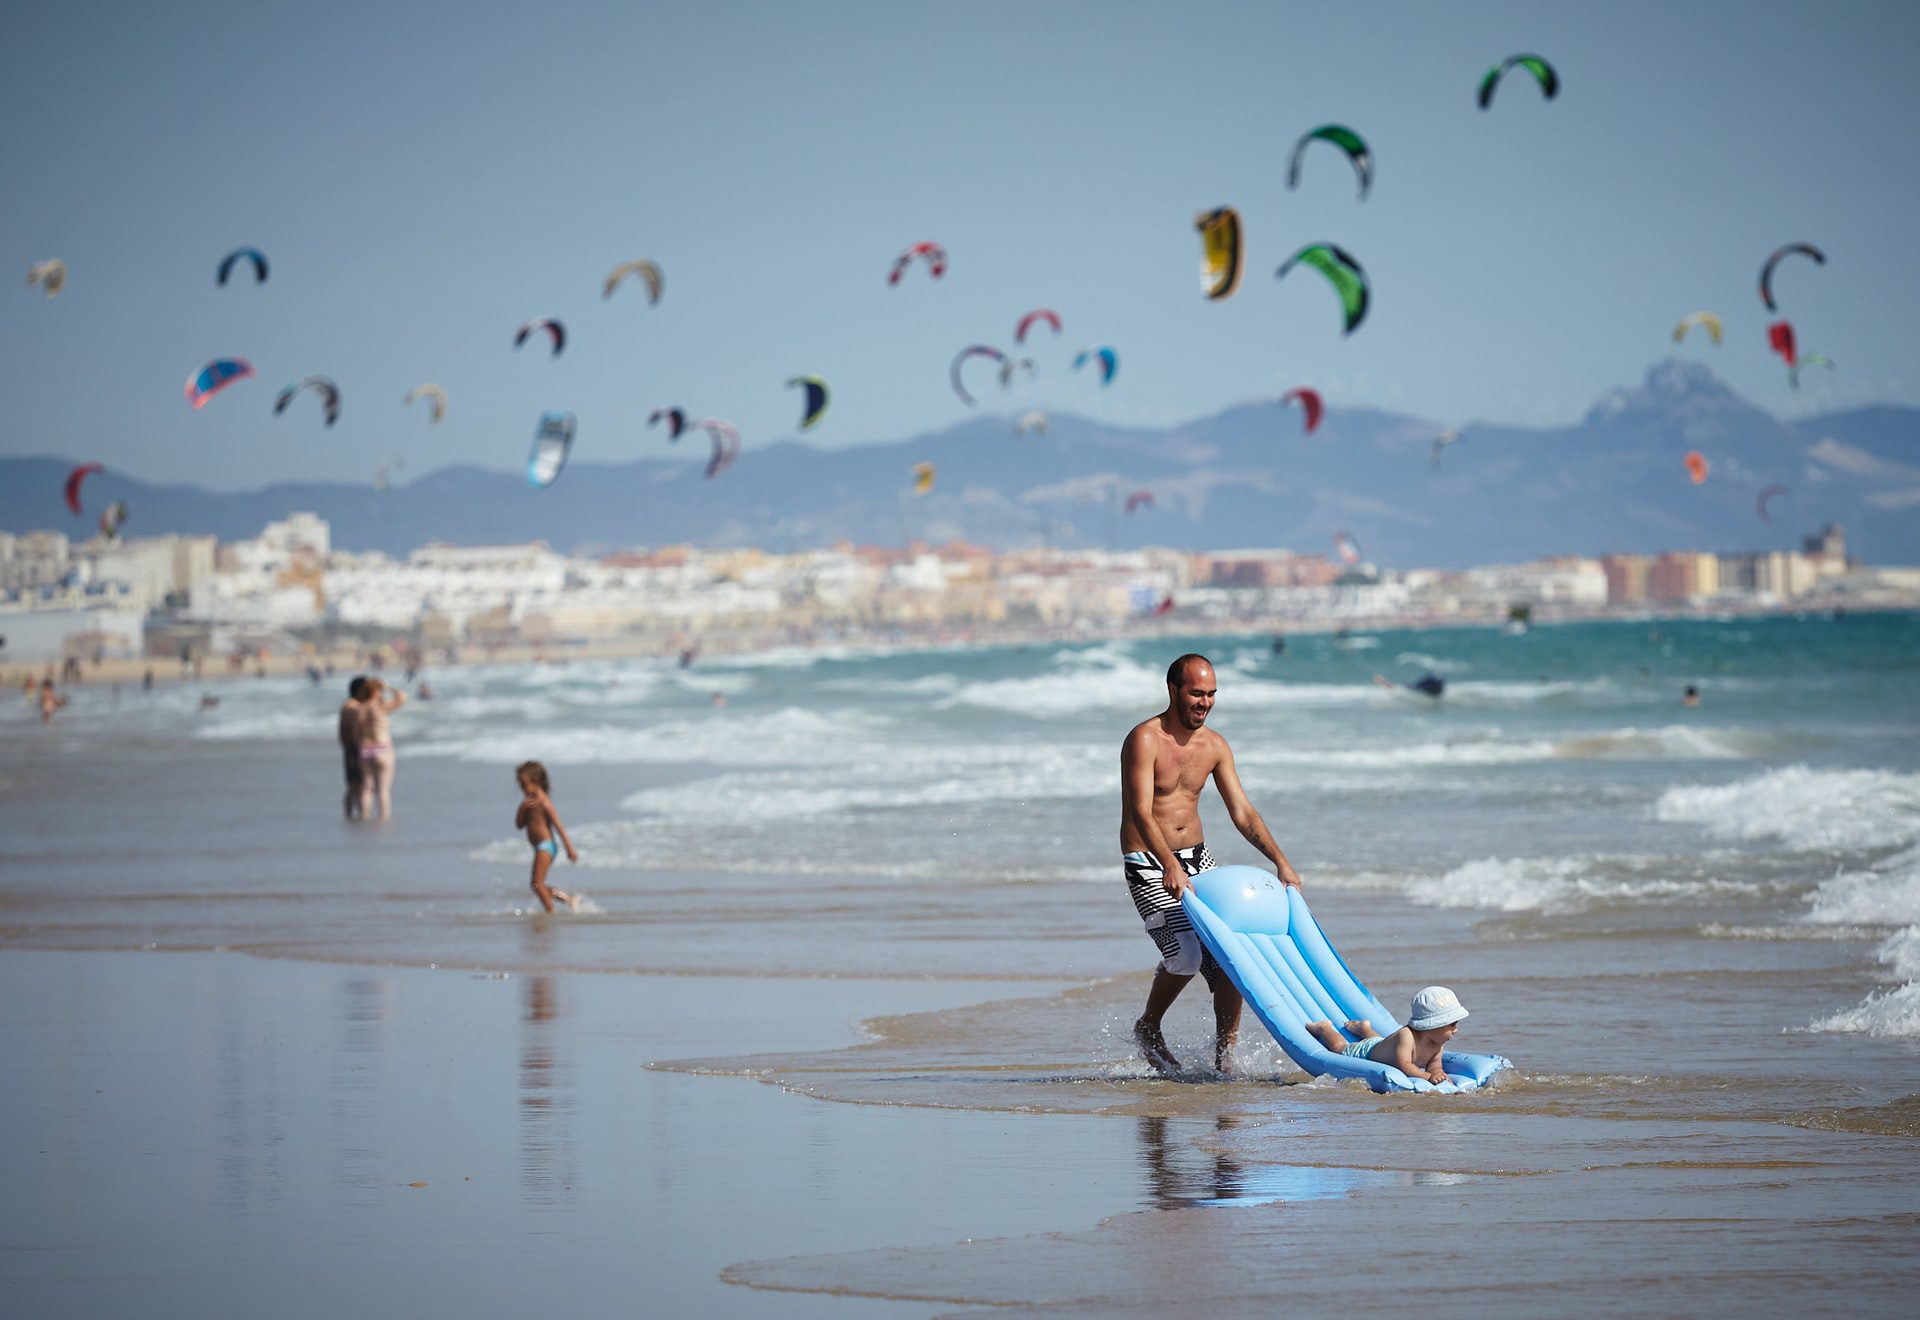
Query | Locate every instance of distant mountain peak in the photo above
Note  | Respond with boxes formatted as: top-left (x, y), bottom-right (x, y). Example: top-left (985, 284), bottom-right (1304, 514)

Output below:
top-left (1585, 358), bottom-right (1744, 424)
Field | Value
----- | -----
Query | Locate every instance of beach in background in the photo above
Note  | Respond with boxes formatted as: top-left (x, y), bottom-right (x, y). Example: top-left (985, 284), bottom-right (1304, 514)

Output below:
top-left (5, 614), bottom-right (1917, 1312)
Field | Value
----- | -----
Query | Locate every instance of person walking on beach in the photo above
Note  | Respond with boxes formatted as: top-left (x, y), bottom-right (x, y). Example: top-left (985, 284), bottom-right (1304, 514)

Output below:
top-left (338, 677), bottom-right (369, 820)
top-left (356, 677), bottom-right (407, 820)
top-left (514, 761), bottom-right (579, 913)
top-left (1122, 653), bottom-right (1303, 1074)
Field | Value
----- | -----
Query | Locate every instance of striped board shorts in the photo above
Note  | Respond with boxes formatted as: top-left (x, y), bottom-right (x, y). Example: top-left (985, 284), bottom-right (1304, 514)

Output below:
top-left (1123, 843), bottom-right (1219, 979)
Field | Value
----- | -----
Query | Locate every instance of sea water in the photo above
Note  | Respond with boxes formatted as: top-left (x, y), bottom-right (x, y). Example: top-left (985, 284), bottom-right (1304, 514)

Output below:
top-left (5, 612), bottom-right (1918, 1067)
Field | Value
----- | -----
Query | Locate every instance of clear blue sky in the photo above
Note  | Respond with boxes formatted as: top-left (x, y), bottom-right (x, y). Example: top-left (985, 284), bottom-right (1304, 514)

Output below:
top-left (3, 0), bottom-right (1915, 490)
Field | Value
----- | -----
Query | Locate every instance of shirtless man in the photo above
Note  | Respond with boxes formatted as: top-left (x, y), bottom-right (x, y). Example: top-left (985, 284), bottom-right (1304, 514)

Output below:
top-left (1122, 654), bottom-right (1302, 1074)
top-left (338, 676), bottom-right (369, 820)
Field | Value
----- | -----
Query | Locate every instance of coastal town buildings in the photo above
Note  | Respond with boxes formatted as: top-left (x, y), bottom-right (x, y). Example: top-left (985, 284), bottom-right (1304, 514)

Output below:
top-left (1, 513), bottom-right (1913, 664)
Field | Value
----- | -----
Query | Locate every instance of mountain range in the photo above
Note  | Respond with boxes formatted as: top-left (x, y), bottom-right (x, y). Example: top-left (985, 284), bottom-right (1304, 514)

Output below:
top-left (5, 361), bottom-right (1916, 568)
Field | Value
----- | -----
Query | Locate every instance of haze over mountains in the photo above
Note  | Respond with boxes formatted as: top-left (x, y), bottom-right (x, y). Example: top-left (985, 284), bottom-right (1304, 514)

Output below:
top-left (5, 362), bottom-right (1916, 568)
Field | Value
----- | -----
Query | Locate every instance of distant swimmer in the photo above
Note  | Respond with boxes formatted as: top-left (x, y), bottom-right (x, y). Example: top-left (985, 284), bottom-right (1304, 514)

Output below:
top-left (198, 695), bottom-right (220, 710)
top-left (415, 680), bottom-right (434, 701)
top-left (679, 646), bottom-right (700, 669)
top-left (1122, 654), bottom-right (1304, 1075)
top-left (38, 678), bottom-right (69, 724)
top-left (1683, 684), bottom-right (1700, 707)
top-left (1270, 634), bottom-right (1287, 655)
top-left (514, 761), bottom-right (580, 914)
top-left (1373, 671), bottom-right (1445, 699)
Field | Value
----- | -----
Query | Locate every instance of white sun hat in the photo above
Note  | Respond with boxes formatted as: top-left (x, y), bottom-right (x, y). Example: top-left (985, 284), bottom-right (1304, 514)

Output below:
top-left (1408, 986), bottom-right (1469, 1031)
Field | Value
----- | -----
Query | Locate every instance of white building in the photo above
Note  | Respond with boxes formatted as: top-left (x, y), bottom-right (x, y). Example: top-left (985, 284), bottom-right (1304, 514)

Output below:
top-left (0, 531), bottom-right (71, 591)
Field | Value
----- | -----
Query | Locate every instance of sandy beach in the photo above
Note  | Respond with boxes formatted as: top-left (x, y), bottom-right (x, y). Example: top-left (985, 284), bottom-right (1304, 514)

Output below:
top-left (5, 616), bottom-right (1918, 1315)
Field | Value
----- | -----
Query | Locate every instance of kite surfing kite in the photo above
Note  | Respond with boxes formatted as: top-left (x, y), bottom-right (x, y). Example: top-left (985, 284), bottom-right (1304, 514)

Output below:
top-left (1759, 243), bottom-right (1824, 311)
top-left (888, 242), bottom-right (947, 286)
top-left (649, 406), bottom-right (688, 440)
top-left (186, 358), bottom-right (254, 409)
top-left (1767, 321), bottom-right (1797, 367)
top-left (1430, 430), bottom-right (1462, 469)
top-left (373, 455), bottom-right (405, 493)
top-left (1124, 490), bottom-right (1155, 515)
top-left (1279, 387), bottom-right (1323, 434)
top-left (788, 375), bottom-right (830, 430)
top-left (697, 418), bottom-right (740, 479)
top-left (1756, 484), bottom-right (1789, 524)
top-left (1286, 125), bottom-right (1372, 201)
top-left (527, 412), bottom-right (575, 489)
top-left (1014, 309), bottom-right (1062, 343)
top-left (1277, 244), bottom-right (1369, 335)
top-left (1672, 311), bottom-right (1722, 346)
top-left (65, 463), bottom-right (104, 515)
top-left (98, 501), bottom-right (128, 541)
top-left (404, 384), bottom-right (447, 423)
top-left (1477, 54), bottom-right (1559, 109)
top-left (514, 317), bottom-right (566, 357)
top-left (911, 462), bottom-right (935, 496)
top-left (275, 376), bottom-right (341, 428)
top-left (1788, 353), bottom-right (1834, 391)
top-left (1684, 451), bottom-right (1709, 485)
top-left (950, 345), bottom-right (1006, 406)
top-left (603, 259), bottom-right (663, 304)
top-left (1333, 530), bottom-right (1362, 566)
top-left (1016, 410), bottom-right (1048, 435)
top-left (1194, 207), bottom-right (1243, 301)
top-left (216, 248), bottom-right (269, 286)
top-left (1074, 346), bottom-right (1118, 386)
top-left (27, 259), bottom-right (66, 297)
top-left (998, 357), bottom-right (1036, 389)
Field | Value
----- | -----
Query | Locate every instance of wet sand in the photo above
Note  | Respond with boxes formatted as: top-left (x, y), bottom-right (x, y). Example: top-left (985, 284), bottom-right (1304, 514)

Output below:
top-left (0, 950), bottom-right (1096, 1318)
top-left (6, 948), bottom-right (1917, 1318)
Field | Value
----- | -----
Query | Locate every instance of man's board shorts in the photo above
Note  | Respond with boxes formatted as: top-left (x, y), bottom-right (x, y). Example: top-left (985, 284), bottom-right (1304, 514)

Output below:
top-left (1123, 843), bottom-right (1219, 980)
top-left (1342, 1036), bottom-right (1385, 1060)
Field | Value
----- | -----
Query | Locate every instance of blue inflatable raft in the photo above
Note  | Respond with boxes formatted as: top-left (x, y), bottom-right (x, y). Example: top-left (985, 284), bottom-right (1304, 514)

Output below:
top-left (1181, 865), bottom-right (1511, 1094)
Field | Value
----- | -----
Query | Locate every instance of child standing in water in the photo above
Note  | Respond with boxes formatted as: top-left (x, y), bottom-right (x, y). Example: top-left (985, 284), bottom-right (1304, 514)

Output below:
top-left (514, 761), bottom-right (579, 913)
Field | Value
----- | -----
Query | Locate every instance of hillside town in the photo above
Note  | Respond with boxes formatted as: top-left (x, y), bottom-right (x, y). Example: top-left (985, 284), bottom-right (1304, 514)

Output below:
top-left (2, 512), bottom-right (1915, 670)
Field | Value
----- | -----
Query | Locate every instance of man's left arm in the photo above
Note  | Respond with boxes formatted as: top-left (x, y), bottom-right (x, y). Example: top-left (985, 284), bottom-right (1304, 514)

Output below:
top-left (1211, 738), bottom-right (1303, 887)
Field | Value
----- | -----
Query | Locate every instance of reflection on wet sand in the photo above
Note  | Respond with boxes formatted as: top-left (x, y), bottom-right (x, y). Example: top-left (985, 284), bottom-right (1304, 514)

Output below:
top-left (329, 976), bottom-right (394, 1204)
top-left (1137, 1114), bottom-right (1431, 1209)
top-left (519, 924), bottom-right (575, 1202)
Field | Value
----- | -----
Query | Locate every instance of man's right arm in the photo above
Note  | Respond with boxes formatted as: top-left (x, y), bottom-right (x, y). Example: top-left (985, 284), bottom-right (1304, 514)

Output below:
top-left (1122, 726), bottom-right (1191, 898)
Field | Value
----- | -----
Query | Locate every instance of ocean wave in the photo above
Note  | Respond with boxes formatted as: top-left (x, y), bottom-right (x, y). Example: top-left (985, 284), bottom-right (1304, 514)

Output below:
top-left (1655, 766), bottom-right (1920, 853)
top-left (1804, 858), bottom-right (1920, 929)
top-left (1552, 725), bottom-right (1763, 760)
top-left (418, 705), bottom-right (869, 767)
top-left (615, 745), bottom-right (1110, 820)
top-left (1241, 724), bottom-right (1763, 772)
top-left (1248, 737), bottom-right (1558, 770)
top-left (191, 710), bottom-right (335, 741)
top-left (1407, 854), bottom-right (1778, 914)
top-left (1395, 651), bottom-right (1462, 671)
top-left (1805, 982), bottom-right (1920, 1037)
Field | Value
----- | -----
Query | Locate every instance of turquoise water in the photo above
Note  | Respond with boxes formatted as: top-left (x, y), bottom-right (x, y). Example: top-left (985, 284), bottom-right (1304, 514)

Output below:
top-left (4, 611), bottom-right (1918, 1038)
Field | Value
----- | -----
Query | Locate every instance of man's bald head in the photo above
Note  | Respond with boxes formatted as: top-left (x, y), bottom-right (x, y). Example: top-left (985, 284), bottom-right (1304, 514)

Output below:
top-left (1166, 653), bottom-right (1214, 688)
